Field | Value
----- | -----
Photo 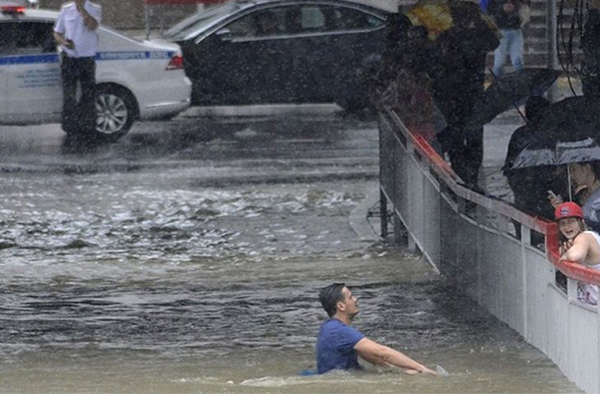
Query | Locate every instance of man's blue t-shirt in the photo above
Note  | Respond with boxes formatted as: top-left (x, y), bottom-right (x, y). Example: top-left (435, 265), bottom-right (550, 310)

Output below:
top-left (316, 318), bottom-right (365, 374)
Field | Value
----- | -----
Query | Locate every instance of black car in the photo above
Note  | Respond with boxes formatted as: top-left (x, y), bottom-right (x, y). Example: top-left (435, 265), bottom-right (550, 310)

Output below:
top-left (163, 0), bottom-right (389, 110)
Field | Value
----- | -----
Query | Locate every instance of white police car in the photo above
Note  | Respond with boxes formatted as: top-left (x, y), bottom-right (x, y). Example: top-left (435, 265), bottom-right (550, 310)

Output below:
top-left (0, 5), bottom-right (192, 141)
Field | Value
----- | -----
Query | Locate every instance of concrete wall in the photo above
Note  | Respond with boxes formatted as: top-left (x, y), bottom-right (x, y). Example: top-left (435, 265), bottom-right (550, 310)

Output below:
top-left (379, 107), bottom-right (600, 393)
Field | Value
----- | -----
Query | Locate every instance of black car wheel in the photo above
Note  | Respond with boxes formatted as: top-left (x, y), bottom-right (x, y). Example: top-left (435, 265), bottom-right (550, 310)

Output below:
top-left (95, 85), bottom-right (137, 141)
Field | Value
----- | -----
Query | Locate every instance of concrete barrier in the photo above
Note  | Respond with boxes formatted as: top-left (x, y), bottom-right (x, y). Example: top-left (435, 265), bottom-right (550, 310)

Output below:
top-left (379, 106), bottom-right (600, 393)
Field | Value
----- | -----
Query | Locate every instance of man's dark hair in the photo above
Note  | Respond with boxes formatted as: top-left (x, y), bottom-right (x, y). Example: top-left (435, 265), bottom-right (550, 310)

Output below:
top-left (319, 283), bottom-right (346, 317)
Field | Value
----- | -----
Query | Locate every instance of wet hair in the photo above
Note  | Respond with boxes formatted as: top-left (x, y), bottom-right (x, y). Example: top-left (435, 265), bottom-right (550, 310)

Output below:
top-left (319, 283), bottom-right (346, 317)
top-left (525, 96), bottom-right (550, 123)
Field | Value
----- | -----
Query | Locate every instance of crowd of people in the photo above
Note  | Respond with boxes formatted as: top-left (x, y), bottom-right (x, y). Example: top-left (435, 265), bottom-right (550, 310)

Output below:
top-left (372, 0), bottom-right (528, 191)
top-left (369, 0), bottom-right (600, 306)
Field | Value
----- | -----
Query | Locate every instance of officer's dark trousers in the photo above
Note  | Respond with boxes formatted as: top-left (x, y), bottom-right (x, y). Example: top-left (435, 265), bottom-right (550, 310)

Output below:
top-left (60, 56), bottom-right (96, 135)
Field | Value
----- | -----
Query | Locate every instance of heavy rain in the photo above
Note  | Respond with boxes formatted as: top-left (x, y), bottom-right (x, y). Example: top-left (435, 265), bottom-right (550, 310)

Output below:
top-left (0, 0), bottom-right (598, 393)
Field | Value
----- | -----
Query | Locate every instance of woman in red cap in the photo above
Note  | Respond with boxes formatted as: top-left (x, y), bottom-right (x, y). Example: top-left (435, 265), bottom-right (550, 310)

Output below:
top-left (556, 201), bottom-right (600, 304)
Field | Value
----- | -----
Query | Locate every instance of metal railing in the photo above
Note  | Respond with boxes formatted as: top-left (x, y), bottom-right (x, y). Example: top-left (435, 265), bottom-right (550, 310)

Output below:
top-left (379, 104), bottom-right (600, 393)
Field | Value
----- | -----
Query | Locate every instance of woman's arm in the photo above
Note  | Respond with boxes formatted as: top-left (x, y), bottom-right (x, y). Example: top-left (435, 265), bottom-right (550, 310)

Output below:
top-left (561, 233), bottom-right (593, 263)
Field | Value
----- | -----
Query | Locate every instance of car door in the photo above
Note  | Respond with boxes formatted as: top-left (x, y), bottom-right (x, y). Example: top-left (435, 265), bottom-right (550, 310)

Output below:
top-left (287, 4), bottom-right (386, 104)
top-left (4, 19), bottom-right (62, 123)
top-left (187, 6), bottom-right (294, 105)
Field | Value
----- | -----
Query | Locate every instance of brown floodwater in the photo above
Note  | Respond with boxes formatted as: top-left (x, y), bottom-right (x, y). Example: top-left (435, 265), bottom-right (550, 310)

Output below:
top-left (0, 171), bottom-right (581, 393)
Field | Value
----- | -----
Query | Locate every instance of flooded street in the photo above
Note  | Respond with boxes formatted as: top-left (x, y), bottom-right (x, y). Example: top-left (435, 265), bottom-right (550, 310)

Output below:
top-left (0, 114), bottom-right (581, 393)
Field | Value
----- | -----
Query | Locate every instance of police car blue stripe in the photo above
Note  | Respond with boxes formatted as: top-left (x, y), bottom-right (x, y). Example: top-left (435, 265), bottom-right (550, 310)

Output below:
top-left (0, 54), bottom-right (59, 65)
top-left (0, 51), bottom-right (175, 65)
top-left (96, 51), bottom-right (175, 61)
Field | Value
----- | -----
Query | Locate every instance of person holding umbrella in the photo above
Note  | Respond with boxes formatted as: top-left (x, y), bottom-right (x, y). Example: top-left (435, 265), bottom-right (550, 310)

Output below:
top-left (426, 0), bottom-right (500, 190)
top-left (555, 202), bottom-right (600, 305)
top-left (504, 96), bottom-right (560, 220)
top-left (507, 97), bottom-right (600, 231)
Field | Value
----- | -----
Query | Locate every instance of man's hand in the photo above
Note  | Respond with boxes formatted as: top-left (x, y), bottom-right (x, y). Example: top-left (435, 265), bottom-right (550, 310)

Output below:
top-left (74, 0), bottom-right (99, 30)
top-left (403, 366), bottom-right (438, 375)
top-left (53, 32), bottom-right (74, 49)
top-left (419, 367), bottom-right (439, 375)
top-left (75, 0), bottom-right (85, 12)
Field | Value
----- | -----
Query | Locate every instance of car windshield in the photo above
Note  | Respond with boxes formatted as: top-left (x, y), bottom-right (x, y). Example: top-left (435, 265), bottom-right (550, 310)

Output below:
top-left (163, 1), bottom-right (247, 41)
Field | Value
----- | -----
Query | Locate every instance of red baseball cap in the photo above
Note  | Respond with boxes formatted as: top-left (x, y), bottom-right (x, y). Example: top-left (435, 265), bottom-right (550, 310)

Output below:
top-left (554, 202), bottom-right (584, 221)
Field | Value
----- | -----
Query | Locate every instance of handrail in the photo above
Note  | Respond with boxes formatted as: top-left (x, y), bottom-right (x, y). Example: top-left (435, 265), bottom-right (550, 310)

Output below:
top-left (383, 104), bottom-right (600, 287)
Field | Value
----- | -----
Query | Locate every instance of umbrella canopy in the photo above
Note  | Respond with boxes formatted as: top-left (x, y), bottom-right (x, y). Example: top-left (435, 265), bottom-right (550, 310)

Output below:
top-left (535, 96), bottom-right (600, 141)
top-left (405, 0), bottom-right (453, 40)
top-left (465, 68), bottom-right (561, 130)
top-left (511, 136), bottom-right (600, 170)
top-left (509, 97), bottom-right (600, 202)
top-left (405, 0), bottom-right (498, 40)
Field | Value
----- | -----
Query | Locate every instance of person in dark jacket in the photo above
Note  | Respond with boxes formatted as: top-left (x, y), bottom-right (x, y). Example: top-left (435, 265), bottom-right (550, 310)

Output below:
top-left (488, 0), bottom-right (529, 76)
top-left (428, 0), bottom-right (500, 190)
top-left (503, 96), bottom-right (563, 220)
top-left (582, 4), bottom-right (600, 98)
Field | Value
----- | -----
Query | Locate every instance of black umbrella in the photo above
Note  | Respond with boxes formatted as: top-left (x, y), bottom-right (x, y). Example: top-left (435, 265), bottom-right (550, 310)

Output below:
top-left (464, 68), bottom-right (561, 130)
top-left (511, 135), bottom-right (600, 202)
top-left (535, 96), bottom-right (600, 141)
top-left (510, 97), bottom-right (600, 170)
top-left (511, 136), bottom-right (600, 170)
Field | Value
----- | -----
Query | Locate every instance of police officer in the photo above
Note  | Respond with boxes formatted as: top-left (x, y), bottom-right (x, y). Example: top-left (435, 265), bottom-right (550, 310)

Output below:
top-left (53, 0), bottom-right (102, 138)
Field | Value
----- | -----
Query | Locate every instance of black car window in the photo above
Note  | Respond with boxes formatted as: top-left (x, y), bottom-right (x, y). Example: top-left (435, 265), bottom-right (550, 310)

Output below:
top-left (285, 5), bottom-right (383, 35)
top-left (327, 6), bottom-right (385, 31)
top-left (164, 1), bottom-right (240, 40)
top-left (298, 6), bottom-right (326, 33)
top-left (226, 7), bottom-right (288, 38)
top-left (0, 21), bottom-right (56, 55)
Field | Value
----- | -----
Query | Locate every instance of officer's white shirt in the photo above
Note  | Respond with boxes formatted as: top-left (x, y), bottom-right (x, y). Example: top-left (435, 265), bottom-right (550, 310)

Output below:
top-left (54, 1), bottom-right (102, 58)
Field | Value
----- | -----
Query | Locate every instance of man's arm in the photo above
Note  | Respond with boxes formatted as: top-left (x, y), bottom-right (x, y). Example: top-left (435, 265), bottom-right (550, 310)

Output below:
top-left (76, 1), bottom-right (99, 31)
top-left (354, 338), bottom-right (437, 375)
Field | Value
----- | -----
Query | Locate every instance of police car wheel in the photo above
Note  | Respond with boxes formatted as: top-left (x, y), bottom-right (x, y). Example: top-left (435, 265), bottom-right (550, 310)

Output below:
top-left (95, 86), bottom-right (136, 141)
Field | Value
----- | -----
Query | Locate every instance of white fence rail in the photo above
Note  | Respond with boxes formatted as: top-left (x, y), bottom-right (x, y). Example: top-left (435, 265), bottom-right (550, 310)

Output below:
top-left (379, 107), bottom-right (600, 393)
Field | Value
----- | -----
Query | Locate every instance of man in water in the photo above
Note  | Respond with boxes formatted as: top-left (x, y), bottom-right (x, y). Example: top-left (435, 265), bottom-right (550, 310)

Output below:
top-left (316, 283), bottom-right (437, 375)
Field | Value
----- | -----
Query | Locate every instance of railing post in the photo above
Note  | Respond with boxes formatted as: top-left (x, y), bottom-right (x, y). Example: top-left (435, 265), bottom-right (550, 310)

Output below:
top-left (380, 189), bottom-right (388, 239)
top-left (567, 277), bottom-right (578, 301)
top-left (521, 223), bottom-right (532, 339)
top-left (521, 225), bottom-right (531, 246)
